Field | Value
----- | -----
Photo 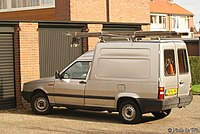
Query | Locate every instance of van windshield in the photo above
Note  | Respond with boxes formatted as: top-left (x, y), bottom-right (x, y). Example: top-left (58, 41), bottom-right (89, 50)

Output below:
top-left (164, 50), bottom-right (176, 76)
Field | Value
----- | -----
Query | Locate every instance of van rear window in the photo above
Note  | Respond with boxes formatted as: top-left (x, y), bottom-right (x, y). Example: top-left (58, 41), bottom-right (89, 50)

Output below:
top-left (164, 50), bottom-right (176, 76)
top-left (178, 49), bottom-right (189, 74)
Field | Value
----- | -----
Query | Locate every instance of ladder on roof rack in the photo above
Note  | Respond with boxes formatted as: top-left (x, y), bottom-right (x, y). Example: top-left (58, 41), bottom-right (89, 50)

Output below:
top-left (65, 31), bottom-right (188, 42)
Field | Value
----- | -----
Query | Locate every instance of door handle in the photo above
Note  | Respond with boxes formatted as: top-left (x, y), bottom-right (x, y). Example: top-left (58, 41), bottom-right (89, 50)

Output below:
top-left (79, 81), bottom-right (87, 84)
top-left (179, 80), bottom-right (184, 84)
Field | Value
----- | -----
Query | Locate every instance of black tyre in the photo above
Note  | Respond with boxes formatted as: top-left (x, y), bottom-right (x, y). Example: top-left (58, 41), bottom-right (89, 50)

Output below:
top-left (119, 100), bottom-right (142, 124)
top-left (152, 109), bottom-right (171, 119)
top-left (31, 93), bottom-right (52, 115)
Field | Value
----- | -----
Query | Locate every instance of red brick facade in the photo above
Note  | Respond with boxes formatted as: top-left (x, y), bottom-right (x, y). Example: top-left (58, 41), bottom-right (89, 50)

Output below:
top-left (60, 0), bottom-right (149, 24)
top-left (55, 0), bottom-right (70, 21)
top-left (109, 0), bottom-right (150, 23)
top-left (13, 23), bottom-right (40, 108)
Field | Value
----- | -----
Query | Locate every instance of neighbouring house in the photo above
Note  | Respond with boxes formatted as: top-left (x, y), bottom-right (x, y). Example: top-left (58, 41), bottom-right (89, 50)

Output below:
top-left (150, 0), bottom-right (194, 35)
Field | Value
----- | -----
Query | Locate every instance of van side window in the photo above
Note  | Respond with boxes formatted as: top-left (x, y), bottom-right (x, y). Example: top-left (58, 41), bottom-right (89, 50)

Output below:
top-left (178, 49), bottom-right (189, 74)
top-left (62, 61), bottom-right (91, 79)
top-left (164, 50), bottom-right (176, 76)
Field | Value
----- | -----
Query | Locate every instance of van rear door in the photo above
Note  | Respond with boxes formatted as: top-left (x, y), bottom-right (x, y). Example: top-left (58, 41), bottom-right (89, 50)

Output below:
top-left (160, 42), bottom-right (178, 100)
top-left (175, 42), bottom-right (191, 97)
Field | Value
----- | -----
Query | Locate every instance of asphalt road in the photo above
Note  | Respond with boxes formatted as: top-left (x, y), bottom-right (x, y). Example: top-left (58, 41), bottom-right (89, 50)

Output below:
top-left (0, 96), bottom-right (199, 134)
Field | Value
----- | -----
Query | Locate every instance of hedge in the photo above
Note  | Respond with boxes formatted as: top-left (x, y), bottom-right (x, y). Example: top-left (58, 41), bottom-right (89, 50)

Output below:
top-left (189, 56), bottom-right (200, 85)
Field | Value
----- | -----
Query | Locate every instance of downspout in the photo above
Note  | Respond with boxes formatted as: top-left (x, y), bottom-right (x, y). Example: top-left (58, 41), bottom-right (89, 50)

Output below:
top-left (106, 0), bottom-right (110, 22)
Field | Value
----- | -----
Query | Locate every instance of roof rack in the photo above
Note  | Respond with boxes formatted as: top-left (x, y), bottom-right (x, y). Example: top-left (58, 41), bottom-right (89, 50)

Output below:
top-left (65, 31), bottom-right (188, 42)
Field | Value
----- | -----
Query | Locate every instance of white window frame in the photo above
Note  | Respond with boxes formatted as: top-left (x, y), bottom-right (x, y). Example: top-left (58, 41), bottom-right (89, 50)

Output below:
top-left (0, 0), bottom-right (55, 12)
top-left (150, 14), bottom-right (167, 31)
top-left (172, 15), bottom-right (190, 33)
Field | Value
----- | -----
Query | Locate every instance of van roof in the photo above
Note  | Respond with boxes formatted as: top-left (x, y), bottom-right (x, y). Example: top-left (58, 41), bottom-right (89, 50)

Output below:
top-left (77, 39), bottom-right (185, 60)
top-left (77, 50), bottom-right (94, 61)
top-left (103, 39), bottom-right (184, 43)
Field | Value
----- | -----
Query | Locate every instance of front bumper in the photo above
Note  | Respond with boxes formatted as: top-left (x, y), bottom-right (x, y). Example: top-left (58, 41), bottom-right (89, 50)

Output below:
top-left (137, 95), bottom-right (193, 113)
top-left (22, 91), bottom-right (32, 102)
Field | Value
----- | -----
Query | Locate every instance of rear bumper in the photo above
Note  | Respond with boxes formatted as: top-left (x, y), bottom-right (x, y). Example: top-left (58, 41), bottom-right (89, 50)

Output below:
top-left (137, 95), bottom-right (193, 113)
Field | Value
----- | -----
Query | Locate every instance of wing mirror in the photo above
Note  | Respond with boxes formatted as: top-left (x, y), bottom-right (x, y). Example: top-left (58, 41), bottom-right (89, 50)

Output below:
top-left (55, 70), bottom-right (61, 79)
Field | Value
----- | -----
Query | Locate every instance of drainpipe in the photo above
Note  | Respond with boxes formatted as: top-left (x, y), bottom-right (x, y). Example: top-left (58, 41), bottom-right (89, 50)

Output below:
top-left (106, 0), bottom-right (110, 22)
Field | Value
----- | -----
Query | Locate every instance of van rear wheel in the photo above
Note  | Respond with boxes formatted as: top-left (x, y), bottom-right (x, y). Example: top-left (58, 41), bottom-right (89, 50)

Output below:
top-left (152, 109), bottom-right (171, 119)
top-left (119, 100), bottom-right (142, 124)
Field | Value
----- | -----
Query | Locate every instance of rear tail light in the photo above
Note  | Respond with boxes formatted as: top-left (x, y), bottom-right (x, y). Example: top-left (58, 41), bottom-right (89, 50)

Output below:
top-left (158, 87), bottom-right (165, 100)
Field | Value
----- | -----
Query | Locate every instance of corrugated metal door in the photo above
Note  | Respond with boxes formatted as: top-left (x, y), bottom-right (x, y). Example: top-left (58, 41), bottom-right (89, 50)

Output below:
top-left (39, 28), bottom-right (83, 78)
top-left (0, 34), bottom-right (16, 109)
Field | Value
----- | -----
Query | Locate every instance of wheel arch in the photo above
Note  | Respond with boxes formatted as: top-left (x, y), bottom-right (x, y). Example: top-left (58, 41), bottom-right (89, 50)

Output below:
top-left (117, 97), bottom-right (141, 112)
top-left (31, 89), bottom-right (48, 101)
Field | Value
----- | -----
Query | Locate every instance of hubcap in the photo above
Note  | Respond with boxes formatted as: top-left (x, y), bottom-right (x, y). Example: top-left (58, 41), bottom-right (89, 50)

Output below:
top-left (122, 104), bottom-right (136, 121)
top-left (34, 97), bottom-right (49, 112)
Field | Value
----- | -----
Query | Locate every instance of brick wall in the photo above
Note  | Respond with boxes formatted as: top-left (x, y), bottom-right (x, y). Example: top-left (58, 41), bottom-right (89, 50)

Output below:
top-left (70, 0), bottom-right (107, 21)
top-left (109, 0), bottom-right (150, 23)
top-left (189, 16), bottom-right (194, 29)
top-left (19, 22), bottom-right (40, 86)
top-left (69, 0), bottom-right (149, 24)
top-left (17, 22), bottom-right (40, 108)
top-left (55, 0), bottom-right (70, 21)
top-left (87, 24), bottom-right (103, 50)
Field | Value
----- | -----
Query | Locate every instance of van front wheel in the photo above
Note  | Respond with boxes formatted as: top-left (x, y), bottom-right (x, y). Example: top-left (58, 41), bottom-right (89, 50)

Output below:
top-left (119, 101), bottom-right (142, 124)
top-left (152, 109), bottom-right (171, 119)
top-left (31, 93), bottom-right (52, 115)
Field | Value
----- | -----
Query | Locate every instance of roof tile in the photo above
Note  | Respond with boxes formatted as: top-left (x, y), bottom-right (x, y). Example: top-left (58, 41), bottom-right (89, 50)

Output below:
top-left (150, 0), bottom-right (193, 15)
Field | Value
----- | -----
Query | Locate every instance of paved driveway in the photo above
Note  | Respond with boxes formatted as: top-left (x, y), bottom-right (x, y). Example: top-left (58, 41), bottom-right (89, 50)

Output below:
top-left (0, 96), bottom-right (199, 134)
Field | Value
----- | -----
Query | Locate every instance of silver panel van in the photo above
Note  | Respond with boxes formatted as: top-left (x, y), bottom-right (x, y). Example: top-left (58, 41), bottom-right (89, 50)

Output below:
top-left (22, 40), bottom-right (192, 124)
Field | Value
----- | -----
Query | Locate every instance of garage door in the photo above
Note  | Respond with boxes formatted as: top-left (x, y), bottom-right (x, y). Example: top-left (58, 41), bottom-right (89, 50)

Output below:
top-left (0, 34), bottom-right (16, 109)
top-left (39, 27), bottom-right (83, 78)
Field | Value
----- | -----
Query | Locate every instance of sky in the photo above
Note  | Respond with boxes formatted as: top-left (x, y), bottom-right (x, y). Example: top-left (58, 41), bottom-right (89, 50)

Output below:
top-left (173, 0), bottom-right (200, 27)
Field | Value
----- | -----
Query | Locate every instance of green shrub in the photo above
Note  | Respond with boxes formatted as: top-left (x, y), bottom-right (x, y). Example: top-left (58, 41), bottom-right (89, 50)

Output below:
top-left (192, 85), bottom-right (200, 93)
top-left (189, 56), bottom-right (200, 85)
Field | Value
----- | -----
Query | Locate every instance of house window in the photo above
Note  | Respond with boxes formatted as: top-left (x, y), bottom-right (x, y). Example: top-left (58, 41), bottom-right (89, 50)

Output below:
top-left (151, 15), bottom-right (157, 24)
top-left (159, 16), bottom-right (162, 24)
top-left (0, 0), bottom-right (7, 9)
top-left (0, 0), bottom-right (55, 11)
top-left (185, 17), bottom-right (189, 29)
top-left (150, 14), bottom-right (167, 30)
top-left (12, 0), bottom-right (39, 8)
top-left (163, 17), bottom-right (166, 29)
top-left (41, 0), bottom-right (54, 5)
top-left (172, 17), bottom-right (176, 29)
top-left (172, 16), bottom-right (179, 29)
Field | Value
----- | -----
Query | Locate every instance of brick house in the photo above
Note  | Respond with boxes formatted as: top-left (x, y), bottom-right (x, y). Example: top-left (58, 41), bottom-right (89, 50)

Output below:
top-left (150, 0), bottom-right (194, 34)
top-left (0, 0), bottom-right (150, 49)
top-left (0, 0), bottom-right (150, 109)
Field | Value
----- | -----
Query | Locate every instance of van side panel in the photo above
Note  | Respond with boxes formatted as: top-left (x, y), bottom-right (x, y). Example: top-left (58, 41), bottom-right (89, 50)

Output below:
top-left (85, 42), bottom-right (159, 108)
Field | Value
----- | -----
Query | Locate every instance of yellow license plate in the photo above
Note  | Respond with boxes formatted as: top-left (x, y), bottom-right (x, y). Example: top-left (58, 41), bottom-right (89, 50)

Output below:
top-left (165, 88), bottom-right (178, 96)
